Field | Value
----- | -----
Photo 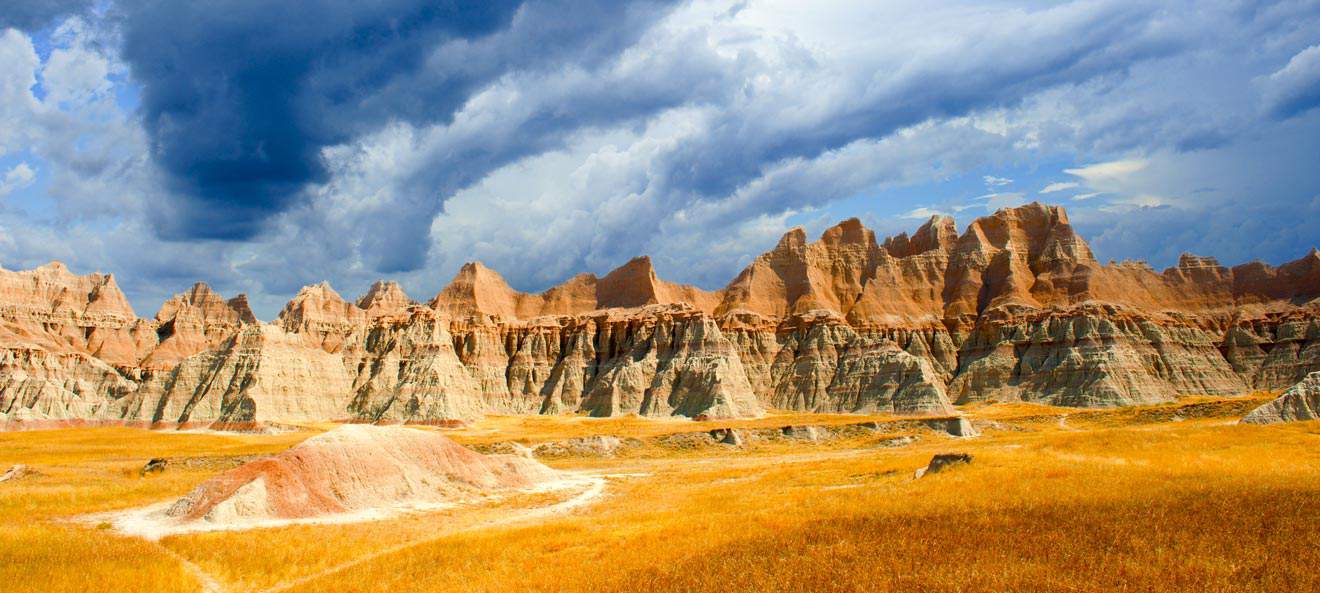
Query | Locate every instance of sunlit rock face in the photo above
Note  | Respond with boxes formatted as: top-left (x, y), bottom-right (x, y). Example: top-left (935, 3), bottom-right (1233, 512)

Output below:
top-left (142, 283), bottom-right (256, 371)
top-left (1242, 371), bottom-right (1320, 424)
top-left (1, 203), bottom-right (1317, 428)
top-left (949, 305), bottom-right (1247, 407)
top-left (149, 325), bottom-right (356, 430)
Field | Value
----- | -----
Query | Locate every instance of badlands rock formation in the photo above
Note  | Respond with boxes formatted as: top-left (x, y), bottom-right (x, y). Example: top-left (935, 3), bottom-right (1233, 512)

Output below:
top-left (1, 203), bottom-right (1318, 429)
top-left (1241, 371), bottom-right (1320, 424)
top-left (162, 425), bottom-right (559, 525)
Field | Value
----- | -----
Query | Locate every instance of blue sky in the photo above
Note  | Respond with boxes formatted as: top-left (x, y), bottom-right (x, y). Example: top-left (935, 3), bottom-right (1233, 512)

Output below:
top-left (1, 0), bottom-right (1318, 318)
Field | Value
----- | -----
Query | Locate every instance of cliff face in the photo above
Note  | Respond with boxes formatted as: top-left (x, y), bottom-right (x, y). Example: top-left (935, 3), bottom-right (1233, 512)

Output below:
top-left (949, 305), bottom-right (1246, 407)
top-left (149, 325), bottom-right (356, 429)
top-left (1, 202), bottom-right (1317, 429)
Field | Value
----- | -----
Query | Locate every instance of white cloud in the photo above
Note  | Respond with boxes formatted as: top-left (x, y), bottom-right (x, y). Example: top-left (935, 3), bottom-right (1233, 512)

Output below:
top-left (0, 162), bottom-right (36, 197)
top-left (40, 18), bottom-right (118, 110)
top-left (983, 175), bottom-right (1012, 187)
top-left (902, 207), bottom-right (949, 219)
top-left (1113, 194), bottom-right (1170, 208)
top-left (980, 192), bottom-right (1028, 210)
top-left (1072, 191), bottom-right (1102, 201)
top-left (1064, 159), bottom-right (1149, 189)
top-left (1262, 44), bottom-right (1320, 119)
top-left (1040, 181), bottom-right (1079, 194)
top-left (0, 29), bottom-right (41, 156)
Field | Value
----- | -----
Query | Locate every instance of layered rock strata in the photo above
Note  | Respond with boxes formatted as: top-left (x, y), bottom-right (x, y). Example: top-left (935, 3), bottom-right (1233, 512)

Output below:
top-left (1241, 371), bottom-right (1320, 424)
top-left (2, 203), bottom-right (1317, 429)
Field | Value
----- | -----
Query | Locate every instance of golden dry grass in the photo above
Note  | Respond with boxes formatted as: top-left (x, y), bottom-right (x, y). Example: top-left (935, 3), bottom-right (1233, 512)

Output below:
top-left (1, 398), bottom-right (1317, 593)
top-left (0, 427), bottom-right (317, 593)
top-left (436, 409), bottom-right (953, 446)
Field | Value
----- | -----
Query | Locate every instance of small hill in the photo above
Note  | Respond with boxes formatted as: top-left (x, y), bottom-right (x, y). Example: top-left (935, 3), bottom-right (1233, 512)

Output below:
top-left (163, 425), bottom-right (560, 526)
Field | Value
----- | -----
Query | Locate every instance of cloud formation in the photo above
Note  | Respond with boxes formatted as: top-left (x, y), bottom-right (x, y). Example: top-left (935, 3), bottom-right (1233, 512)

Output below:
top-left (1263, 44), bottom-right (1320, 119)
top-left (118, 0), bottom-right (678, 246)
top-left (0, 162), bottom-right (34, 197)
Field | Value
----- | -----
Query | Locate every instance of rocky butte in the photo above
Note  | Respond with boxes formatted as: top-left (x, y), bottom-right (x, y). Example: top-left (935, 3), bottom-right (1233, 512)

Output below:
top-left (1, 203), bottom-right (1317, 430)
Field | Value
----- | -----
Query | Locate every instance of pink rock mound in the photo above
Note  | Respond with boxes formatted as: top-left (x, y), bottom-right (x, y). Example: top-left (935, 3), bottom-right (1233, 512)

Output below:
top-left (165, 425), bottom-right (558, 524)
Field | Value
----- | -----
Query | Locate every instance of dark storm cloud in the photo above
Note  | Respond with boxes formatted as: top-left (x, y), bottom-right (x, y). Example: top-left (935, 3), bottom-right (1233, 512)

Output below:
top-left (0, 0), bottom-right (92, 30)
top-left (117, 0), bottom-right (679, 241)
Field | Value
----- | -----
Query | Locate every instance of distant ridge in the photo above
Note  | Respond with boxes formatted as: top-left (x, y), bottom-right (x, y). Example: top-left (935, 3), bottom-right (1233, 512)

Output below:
top-left (1, 202), bottom-right (1316, 429)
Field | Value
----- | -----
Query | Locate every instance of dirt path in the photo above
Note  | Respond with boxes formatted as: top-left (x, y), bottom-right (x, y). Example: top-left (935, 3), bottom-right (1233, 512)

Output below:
top-left (151, 541), bottom-right (224, 593)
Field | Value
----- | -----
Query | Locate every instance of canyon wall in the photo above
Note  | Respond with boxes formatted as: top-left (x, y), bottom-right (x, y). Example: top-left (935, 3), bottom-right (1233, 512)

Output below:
top-left (2, 203), bottom-right (1317, 429)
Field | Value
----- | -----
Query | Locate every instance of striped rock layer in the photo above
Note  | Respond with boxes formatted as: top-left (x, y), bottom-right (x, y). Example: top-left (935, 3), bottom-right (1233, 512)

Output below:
top-left (2, 203), bottom-right (1318, 429)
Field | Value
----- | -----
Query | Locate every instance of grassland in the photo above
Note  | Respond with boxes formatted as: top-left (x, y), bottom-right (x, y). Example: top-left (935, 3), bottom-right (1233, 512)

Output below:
top-left (2, 395), bottom-right (1317, 593)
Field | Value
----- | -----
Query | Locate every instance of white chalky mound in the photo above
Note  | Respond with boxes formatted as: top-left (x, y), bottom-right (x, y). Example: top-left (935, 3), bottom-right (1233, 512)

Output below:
top-left (164, 424), bottom-right (561, 525)
top-left (1242, 371), bottom-right (1320, 424)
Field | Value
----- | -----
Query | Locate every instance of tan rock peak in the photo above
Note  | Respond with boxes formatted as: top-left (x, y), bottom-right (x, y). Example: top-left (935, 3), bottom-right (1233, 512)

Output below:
top-left (227, 294), bottom-right (258, 324)
top-left (1278, 247), bottom-right (1320, 277)
top-left (883, 215), bottom-right (957, 257)
top-left (718, 217), bottom-right (885, 319)
top-left (431, 257), bottom-right (719, 320)
top-left (1176, 253), bottom-right (1225, 270)
top-left (538, 272), bottom-right (599, 316)
top-left (597, 256), bottom-right (663, 309)
top-left (954, 202), bottom-right (1094, 262)
top-left (155, 282), bottom-right (253, 325)
top-left (722, 202), bottom-right (1117, 323)
top-left (597, 256), bottom-right (721, 314)
top-left (1224, 247), bottom-right (1320, 304)
top-left (84, 272), bottom-right (136, 318)
top-left (278, 281), bottom-right (362, 326)
top-left (141, 282), bottom-right (256, 370)
top-left (0, 260), bottom-right (137, 320)
top-left (775, 226), bottom-right (808, 252)
top-left (430, 261), bottom-right (524, 319)
top-left (818, 217), bottom-right (875, 248)
top-left (356, 280), bottom-right (414, 316)
top-left (34, 260), bottom-right (72, 276)
top-left (1161, 252), bottom-right (1231, 287)
top-left (941, 202), bottom-right (1102, 316)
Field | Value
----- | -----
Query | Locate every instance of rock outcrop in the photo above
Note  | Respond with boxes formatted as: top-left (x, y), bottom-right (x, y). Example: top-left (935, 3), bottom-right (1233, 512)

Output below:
top-left (1241, 371), bottom-right (1320, 424)
top-left (149, 325), bottom-right (356, 430)
top-left (141, 283), bottom-right (256, 370)
top-left (348, 308), bottom-right (485, 423)
top-left (430, 256), bottom-right (719, 319)
top-left (1, 202), bottom-right (1318, 429)
top-left (573, 305), bottom-right (762, 418)
top-left (160, 425), bottom-right (559, 526)
top-left (0, 261), bottom-right (146, 367)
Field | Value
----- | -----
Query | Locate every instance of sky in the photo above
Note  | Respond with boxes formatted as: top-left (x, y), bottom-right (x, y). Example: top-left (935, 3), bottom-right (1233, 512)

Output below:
top-left (0, 0), bottom-right (1318, 319)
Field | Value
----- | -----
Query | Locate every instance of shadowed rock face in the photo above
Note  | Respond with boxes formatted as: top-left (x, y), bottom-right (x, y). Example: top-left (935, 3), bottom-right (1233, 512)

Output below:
top-left (1, 203), bottom-right (1318, 428)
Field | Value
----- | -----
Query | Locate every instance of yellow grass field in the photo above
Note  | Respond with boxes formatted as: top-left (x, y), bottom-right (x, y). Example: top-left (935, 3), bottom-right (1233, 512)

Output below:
top-left (2, 395), bottom-right (1318, 593)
